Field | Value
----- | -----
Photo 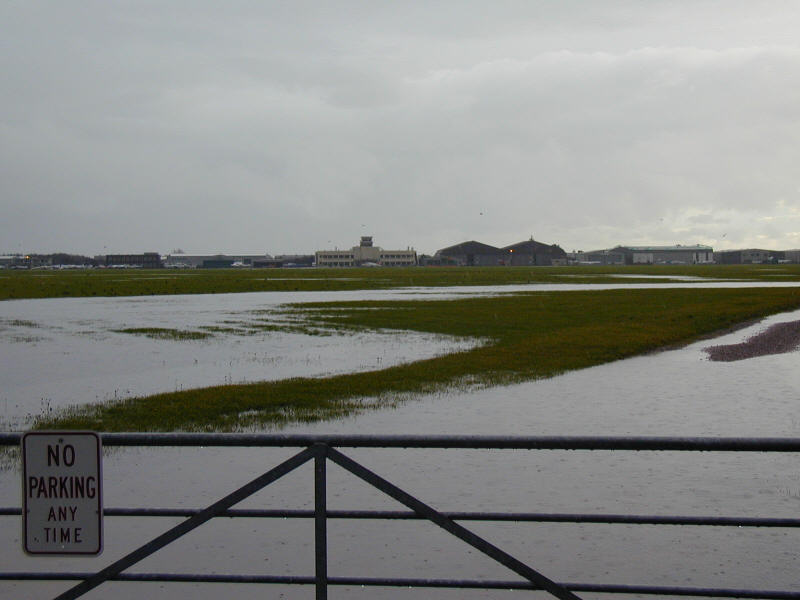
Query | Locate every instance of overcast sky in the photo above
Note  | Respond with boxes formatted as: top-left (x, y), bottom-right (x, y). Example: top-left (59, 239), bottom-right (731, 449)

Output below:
top-left (3, 1), bottom-right (800, 256)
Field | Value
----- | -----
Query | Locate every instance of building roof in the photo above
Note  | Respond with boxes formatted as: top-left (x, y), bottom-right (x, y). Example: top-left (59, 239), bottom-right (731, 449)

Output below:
top-left (714, 248), bottom-right (774, 253)
top-left (166, 253), bottom-right (272, 258)
top-left (436, 241), bottom-right (503, 256)
top-left (578, 248), bottom-right (626, 255)
top-left (612, 245), bottom-right (713, 252)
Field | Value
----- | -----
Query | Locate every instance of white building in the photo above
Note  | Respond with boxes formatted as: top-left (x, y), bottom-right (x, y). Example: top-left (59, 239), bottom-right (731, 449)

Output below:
top-left (315, 237), bottom-right (417, 267)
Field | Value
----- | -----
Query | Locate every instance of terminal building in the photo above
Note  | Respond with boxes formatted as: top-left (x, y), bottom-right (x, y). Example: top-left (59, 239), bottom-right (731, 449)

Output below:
top-left (315, 237), bottom-right (417, 267)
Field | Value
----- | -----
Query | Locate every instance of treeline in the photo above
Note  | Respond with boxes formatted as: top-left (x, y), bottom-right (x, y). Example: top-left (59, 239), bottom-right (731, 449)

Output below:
top-left (46, 253), bottom-right (98, 265)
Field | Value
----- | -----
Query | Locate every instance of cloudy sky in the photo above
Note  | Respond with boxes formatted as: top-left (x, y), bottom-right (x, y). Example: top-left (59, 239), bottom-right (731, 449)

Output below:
top-left (3, 1), bottom-right (800, 256)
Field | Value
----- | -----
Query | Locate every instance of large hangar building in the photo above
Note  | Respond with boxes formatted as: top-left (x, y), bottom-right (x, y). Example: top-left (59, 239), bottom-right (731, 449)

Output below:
top-left (431, 238), bottom-right (566, 266)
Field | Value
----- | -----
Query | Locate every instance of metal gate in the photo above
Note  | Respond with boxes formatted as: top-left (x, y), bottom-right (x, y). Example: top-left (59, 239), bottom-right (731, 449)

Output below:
top-left (2, 433), bottom-right (800, 599)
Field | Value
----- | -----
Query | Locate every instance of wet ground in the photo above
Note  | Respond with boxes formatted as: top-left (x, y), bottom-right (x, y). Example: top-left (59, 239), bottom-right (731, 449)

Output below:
top-left (2, 282), bottom-right (800, 599)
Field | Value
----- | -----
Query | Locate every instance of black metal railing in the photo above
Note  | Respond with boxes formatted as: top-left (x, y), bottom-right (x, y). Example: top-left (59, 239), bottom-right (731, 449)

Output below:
top-left (2, 433), bottom-right (800, 600)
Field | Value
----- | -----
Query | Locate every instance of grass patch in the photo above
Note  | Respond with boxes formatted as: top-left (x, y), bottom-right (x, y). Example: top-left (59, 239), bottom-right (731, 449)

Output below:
top-left (199, 325), bottom-right (249, 334)
top-left (33, 286), bottom-right (800, 432)
top-left (113, 328), bottom-right (212, 341)
top-left (7, 335), bottom-right (47, 343)
top-left (202, 318), bottom-right (340, 337)
top-left (1, 318), bottom-right (40, 328)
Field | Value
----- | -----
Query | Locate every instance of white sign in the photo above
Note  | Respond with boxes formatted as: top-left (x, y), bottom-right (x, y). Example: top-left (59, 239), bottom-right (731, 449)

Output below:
top-left (22, 431), bottom-right (103, 555)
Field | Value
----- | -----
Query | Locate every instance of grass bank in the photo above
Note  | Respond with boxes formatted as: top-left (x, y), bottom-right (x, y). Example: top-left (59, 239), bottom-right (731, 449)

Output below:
top-left (35, 286), bottom-right (800, 432)
top-left (3, 264), bottom-right (800, 300)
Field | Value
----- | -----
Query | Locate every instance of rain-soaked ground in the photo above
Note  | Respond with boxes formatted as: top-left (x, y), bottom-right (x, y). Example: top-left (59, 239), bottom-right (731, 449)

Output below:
top-left (2, 281), bottom-right (800, 599)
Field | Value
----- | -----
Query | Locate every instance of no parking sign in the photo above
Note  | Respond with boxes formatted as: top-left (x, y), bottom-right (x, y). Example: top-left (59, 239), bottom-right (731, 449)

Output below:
top-left (22, 431), bottom-right (103, 555)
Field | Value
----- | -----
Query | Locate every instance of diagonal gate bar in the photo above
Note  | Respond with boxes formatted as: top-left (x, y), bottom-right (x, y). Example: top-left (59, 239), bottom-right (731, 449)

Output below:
top-left (53, 446), bottom-right (316, 600)
top-left (326, 446), bottom-right (583, 600)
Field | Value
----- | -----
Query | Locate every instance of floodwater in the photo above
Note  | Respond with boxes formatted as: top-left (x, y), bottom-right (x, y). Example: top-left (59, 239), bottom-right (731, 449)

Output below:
top-left (0, 290), bottom-right (484, 430)
top-left (2, 280), bottom-right (798, 428)
top-left (2, 282), bottom-right (800, 599)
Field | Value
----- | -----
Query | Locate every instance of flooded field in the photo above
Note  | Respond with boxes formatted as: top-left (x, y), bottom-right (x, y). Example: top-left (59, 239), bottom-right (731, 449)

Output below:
top-left (2, 283), bottom-right (800, 598)
top-left (0, 289), bottom-right (486, 430)
top-left (3, 280), bottom-right (798, 430)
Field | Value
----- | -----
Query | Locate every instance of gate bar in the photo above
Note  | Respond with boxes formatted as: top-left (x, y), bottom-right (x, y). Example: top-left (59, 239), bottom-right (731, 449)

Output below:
top-left (327, 446), bottom-right (584, 600)
top-left (314, 444), bottom-right (328, 600)
top-left (5, 433), bottom-right (800, 450)
top-left (52, 446), bottom-right (315, 600)
top-left (4, 506), bottom-right (800, 527)
top-left (6, 572), bottom-right (800, 599)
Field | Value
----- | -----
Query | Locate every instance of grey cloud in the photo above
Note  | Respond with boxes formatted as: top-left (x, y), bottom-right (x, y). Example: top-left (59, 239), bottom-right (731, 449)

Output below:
top-left (3, 2), bottom-right (800, 254)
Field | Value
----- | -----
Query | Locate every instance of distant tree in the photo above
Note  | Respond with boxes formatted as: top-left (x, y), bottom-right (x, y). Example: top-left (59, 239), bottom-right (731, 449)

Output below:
top-left (49, 253), bottom-right (97, 266)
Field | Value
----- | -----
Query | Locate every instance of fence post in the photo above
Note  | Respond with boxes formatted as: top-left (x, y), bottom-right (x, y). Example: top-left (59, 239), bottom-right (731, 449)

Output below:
top-left (314, 444), bottom-right (328, 600)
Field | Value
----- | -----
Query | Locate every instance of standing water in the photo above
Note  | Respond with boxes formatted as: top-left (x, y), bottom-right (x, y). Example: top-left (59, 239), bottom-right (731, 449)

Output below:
top-left (2, 284), bottom-right (800, 598)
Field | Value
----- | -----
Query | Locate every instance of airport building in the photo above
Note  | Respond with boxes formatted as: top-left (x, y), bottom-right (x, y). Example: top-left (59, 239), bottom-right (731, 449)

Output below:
top-left (431, 238), bottom-right (566, 266)
top-left (610, 245), bottom-right (714, 265)
top-left (501, 239), bottom-right (567, 266)
top-left (714, 249), bottom-right (783, 264)
top-left (568, 249), bottom-right (627, 265)
top-left (105, 253), bottom-right (163, 268)
top-left (315, 237), bottom-right (417, 267)
top-left (785, 250), bottom-right (800, 263)
top-left (568, 245), bottom-right (714, 265)
top-left (430, 241), bottom-right (504, 266)
top-left (163, 253), bottom-right (273, 268)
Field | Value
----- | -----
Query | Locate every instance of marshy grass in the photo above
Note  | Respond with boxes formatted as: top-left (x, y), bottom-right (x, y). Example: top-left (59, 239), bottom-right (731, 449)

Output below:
top-left (34, 286), bottom-right (800, 432)
top-left (0, 318), bottom-right (40, 328)
top-left (113, 327), bottom-right (212, 341)
top-left (6, 335), bottom-right (48, 344)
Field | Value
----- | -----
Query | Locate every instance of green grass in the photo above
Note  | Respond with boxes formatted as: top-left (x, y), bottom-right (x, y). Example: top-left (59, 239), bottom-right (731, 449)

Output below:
top-left (3, 264), bottom-right (800, 300)
top-left (33, 286), bottom-right (800, 432)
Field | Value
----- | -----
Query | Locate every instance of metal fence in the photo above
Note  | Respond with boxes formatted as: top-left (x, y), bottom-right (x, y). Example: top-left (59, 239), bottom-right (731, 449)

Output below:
top-left (3, 433), bottom-right (800, 599)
